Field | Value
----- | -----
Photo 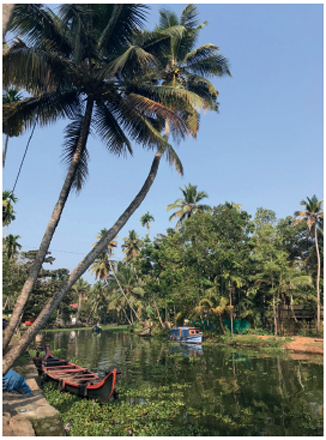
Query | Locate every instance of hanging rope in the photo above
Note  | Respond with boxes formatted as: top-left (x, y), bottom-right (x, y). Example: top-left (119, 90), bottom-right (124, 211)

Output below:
top-left (12, 119), bottom-right (37, 193)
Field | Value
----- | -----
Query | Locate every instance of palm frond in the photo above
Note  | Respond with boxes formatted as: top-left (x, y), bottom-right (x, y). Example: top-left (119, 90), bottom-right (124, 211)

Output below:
top-left (60, 118), bottom-right (90, 192)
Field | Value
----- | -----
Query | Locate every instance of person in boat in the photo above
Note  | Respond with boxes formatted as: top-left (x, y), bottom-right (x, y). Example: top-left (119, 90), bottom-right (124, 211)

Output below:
top-left (33, 351), bottom-right (43, 376)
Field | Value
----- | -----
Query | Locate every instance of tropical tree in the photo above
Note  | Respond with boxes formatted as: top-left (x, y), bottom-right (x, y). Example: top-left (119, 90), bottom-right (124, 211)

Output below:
top-left (3, 87), bottom-right (24, 166)
top-left (294, 195), bottom-right (324, 333)
top-left (122, 230), bottom-right (141, 264)
top-left (166, 183), bottom-right (211, 229)
top-left (2, 5), bottom-right (230, 374)
top-left (93, 229), bottom-right (140, 321)
top-left (2, 3), bottom-right (189, 353)
top-left (3, 190), bottom-right (18, 229)
top-left (140, 211), bottom-right (155, 238)
top-left (4, 234), bottom-right (22, 259)
top-left (71, 278), bottom-right (91, 325)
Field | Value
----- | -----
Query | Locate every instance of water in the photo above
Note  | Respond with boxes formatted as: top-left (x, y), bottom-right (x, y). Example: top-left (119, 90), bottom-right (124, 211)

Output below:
top-left (45, 329), bottom-right (323, 436)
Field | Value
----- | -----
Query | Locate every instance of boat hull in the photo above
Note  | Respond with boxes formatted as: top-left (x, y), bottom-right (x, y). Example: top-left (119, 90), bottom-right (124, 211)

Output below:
top-left (42, 346), bottom-right (119, 403)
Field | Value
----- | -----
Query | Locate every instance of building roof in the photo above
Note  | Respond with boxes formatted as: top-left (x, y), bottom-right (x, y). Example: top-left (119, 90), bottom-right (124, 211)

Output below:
top-left (69, 303), bottom-right (79, 309)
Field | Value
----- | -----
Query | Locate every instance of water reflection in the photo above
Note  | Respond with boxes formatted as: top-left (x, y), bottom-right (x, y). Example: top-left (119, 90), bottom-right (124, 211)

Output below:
top-left (44, 329), bottom-right (323, 436)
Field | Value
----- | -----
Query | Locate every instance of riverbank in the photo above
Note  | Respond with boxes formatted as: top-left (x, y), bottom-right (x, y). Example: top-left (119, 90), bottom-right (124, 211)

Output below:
top-left (2, 351), bottom-right (66, 436)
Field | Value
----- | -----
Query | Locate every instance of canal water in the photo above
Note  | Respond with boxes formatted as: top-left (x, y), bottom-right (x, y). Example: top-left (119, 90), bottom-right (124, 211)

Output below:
top-left (44, 328), bottom-right (323, 436)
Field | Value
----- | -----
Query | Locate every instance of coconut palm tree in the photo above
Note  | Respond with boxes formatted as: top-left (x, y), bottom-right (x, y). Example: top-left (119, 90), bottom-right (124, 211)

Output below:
top-left (4, 234), bottom-right (22, 259)
top-left (122, 230), bottom-right (141, 263)
top-left (294, 195), bottom-right (324, 332)
top-left (3, 87), bottom-right (24, 166)
top-left (71, 278), bottom-right (91, 325)
top-left (140, 211), bottom-right (155, 238)
top-left (2, 5), bottom-right (230, 373)
top-left (167, 183), bottom-right (211, 229)
top-left (3, 190), bottom-right (18, 229)
top-left (3, 4), bottom-right (189, 352)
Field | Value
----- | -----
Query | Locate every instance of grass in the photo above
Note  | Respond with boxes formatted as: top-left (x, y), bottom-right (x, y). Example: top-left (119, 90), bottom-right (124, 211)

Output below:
top-left (43, 325), bottom-right (129, 333)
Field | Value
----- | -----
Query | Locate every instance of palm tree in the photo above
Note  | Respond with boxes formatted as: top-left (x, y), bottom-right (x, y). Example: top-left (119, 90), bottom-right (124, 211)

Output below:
top-left (294, 195), bottom-right (324, 332)
top-left (3, 4), bottom-right (189, 352)
top-left (122, 230), bottom-right (141, 263)
top-left (3, 190), bottom-right (18, 229)
top-left (71, 278), bottom-right (91, 325)
top-left (2, 5), bottom-right (230, 374)
top-left (93, 229), bottom-right (140, 321)
top-left (167, 183), bottom-right (211, 229)
top-left (212, 297), bottom-right (228, 335)
top-left (3, 87), bottom-right (24, 166)
top-left (140, 212), bottom-right (155, 238)
top-left (4, 234), bottom-right (22, 259)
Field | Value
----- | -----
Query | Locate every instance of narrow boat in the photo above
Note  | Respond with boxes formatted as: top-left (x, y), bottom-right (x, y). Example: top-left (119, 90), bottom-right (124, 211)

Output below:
top-left (169, 327), bottom-right (202, 344)
top-left (42, 345), bottom-right (121, 403)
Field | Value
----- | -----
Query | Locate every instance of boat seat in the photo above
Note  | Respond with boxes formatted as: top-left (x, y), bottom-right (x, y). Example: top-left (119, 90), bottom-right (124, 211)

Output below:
top-left (44, 359), bottom-right (68, 367)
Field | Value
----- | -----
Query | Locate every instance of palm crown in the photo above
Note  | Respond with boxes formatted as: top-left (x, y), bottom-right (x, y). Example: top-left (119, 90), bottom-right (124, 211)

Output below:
top-left (166, 183), bottom-right (210, 229)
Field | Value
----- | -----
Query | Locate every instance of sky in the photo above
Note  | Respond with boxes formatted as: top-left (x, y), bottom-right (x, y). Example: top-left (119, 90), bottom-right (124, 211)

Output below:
top-left (2, 2), bottom-right (323, 285)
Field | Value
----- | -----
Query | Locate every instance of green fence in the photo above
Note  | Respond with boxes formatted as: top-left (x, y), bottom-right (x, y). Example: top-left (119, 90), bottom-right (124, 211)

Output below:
top-left (222, 320), bottom-right (249, 334)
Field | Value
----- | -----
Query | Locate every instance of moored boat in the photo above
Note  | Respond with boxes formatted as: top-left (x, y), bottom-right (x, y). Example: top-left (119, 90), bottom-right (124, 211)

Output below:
top-left (169, 327), bottom-right (202, 344)
top-left (42, 345), bottom-right (120, 403)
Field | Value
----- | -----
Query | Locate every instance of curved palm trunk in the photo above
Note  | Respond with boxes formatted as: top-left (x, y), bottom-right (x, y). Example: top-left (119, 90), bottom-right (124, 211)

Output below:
top-left (3, 99), bottom-right (94, 352)
top-left (3, 4), bottom-right (15, 41)
top-left (3, 147), bottom-right (164, 374)
top-left (108, 260), bottom-right (140, 321)
top-left (3, 134), bottom-right (9, 167)
top-left (290, 294), bottom-right (298, 323)
top-left (315, 226), bottom-right (321, 333)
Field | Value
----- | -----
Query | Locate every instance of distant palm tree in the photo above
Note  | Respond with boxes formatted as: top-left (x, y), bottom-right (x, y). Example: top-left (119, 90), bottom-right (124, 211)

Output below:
top-left (3, 190), bottom-right (18, 237)
top-left (5, 234), bottom-right (22, 259)
top-left (71, 278), bottom-right (91, 325)
top-left (166, 183), bottom-right (210, 229)
top-left (122, 230), bottom-right (141, 263)
top-left (140, 212), bottom-right (155, 238)
top-left (294, 195), bottom-right (323, 332)
top-left (3, 87), bottom-right (24, 166)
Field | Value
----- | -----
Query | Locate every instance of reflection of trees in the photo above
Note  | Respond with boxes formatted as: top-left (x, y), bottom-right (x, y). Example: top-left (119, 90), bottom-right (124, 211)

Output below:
top-left (43, 331), bottom-right (323, 435)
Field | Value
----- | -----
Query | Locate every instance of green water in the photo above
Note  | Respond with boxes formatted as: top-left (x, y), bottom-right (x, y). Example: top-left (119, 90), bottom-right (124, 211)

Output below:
top-left (44, 329), bottom-right (323, 436)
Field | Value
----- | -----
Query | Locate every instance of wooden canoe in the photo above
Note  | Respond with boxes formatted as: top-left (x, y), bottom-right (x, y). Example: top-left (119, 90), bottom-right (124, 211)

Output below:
top-left (42, 345), bottom-right (121, 403)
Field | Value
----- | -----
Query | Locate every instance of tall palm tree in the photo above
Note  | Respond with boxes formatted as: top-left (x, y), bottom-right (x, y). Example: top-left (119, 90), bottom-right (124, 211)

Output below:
top-left (3, 87), bottom-right (24, 166)
top-left (3, 4), bottom-right (188, 352)
top-left (93, 229), bottom-right (140, 321)
top-left (140, 211), bottom-right (155, 238)
top-left (167, 183), bottom-right (211, 229)
top-left (2, 5), bottom-right (230, 374)
top-left (294, 195), bottom-right (324, 332)
top-left (3, 190), bottom-right (18, 228)
top-left (122, 230), bottom-right (141, 263)
top-left (4, 234), bottom-right (22, 259)
top-left (71, 278), bottom-right (91, 325)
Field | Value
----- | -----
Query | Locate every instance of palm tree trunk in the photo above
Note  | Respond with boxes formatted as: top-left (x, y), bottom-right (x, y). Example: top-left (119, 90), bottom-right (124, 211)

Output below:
top-left (108, 260), bottom-right (140, 321)
top-left (315, 226), bottom-right (321, 333)
top-left (3, 134), bottom-right (9, 167)
top-left (290, 294), bottom-right (298, 322)
top-left (3, 98), bottom-right (94, 352)
top-left (121, 306), bottom-right (132, 326)
top-left (153, 298), bottom-right (165, 329)
top-left (3, 147), bottom-right (165, 375)
top-left (3, 4), bottom-right (15, 41)
top-left (218, 314), bottom-right (225, 335)
top-left (229, 289), bottom-right (234, 336)
top-left (76, 293), bottom-right (82, 325)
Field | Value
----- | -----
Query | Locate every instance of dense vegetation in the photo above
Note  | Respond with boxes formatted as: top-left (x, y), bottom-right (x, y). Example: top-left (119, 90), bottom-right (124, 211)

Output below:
top-left (3, 190), bottom-right (323, 337)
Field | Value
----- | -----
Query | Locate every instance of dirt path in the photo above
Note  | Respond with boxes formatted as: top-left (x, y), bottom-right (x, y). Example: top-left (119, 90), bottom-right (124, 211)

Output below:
top-left (251, 335), bottom-right (323, 355)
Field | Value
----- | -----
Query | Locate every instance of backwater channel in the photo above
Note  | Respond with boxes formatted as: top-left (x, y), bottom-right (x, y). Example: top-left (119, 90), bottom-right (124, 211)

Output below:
top-left (44, 328), bottom-right (323, 436)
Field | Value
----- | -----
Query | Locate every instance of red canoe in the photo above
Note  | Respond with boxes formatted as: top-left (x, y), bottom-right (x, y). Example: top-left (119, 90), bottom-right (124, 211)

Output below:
top-left (42, 345), bottom-right (121, 403)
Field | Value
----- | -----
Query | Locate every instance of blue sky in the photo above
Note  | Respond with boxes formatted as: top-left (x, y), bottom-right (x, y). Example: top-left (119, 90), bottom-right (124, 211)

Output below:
top-left (3, 3), bottom-right (323, 285)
